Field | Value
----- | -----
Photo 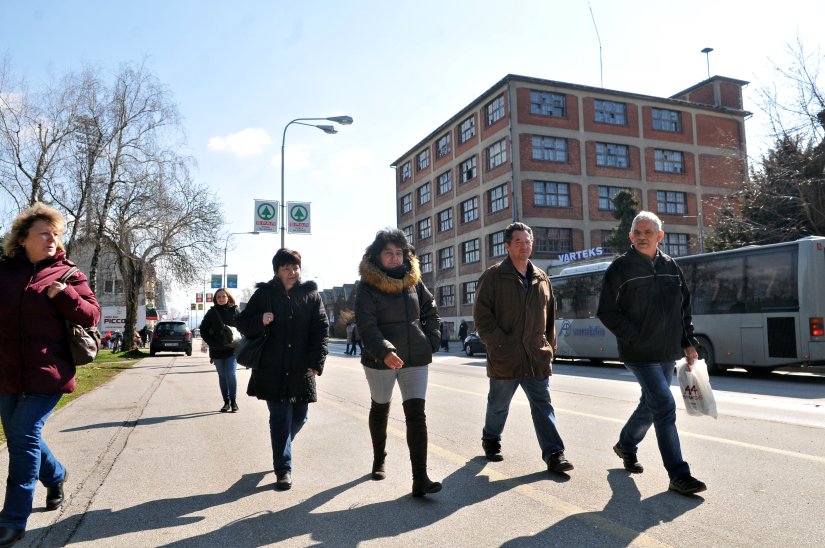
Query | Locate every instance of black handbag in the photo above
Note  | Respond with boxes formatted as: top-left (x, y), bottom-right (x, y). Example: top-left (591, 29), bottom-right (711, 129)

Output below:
top-left (59, 267), bottom-right (102, 365)
top-left (235, 291), bottom-right (271, 369)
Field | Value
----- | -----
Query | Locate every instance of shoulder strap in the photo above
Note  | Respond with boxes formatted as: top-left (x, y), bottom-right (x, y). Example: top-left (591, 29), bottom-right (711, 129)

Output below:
top-left (59, 266), bottom-right (79, 284)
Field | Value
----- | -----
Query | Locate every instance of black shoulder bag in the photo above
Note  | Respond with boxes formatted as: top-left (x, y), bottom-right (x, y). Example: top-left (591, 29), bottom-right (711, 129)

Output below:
top-left (235, 290), bottom-right (271, 369)
top-left (58, 267), bottom-right (102, 365)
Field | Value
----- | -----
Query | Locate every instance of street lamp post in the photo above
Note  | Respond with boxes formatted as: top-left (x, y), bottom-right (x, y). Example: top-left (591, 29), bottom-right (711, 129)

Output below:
top-left (223, 231), bottom-right (260, 288)
top-left (280, 115), bottom-right (353, 248)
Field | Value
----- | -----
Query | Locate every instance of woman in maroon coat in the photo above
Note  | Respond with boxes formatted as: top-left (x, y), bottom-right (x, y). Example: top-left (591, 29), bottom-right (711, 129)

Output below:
top-left (0, 203), bottom-right (100, 546)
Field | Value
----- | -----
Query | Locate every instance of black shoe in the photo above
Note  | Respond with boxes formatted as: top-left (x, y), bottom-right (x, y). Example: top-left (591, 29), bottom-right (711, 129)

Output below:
top-left (669, 474), bottom-right (707, 495)
top-left (230, 400), bottom-right (239, 413)
top-left (276, 472), bottom-right (292, 491)
top-left (412, 476), bottom-right (442, 497)
top-left (613, 444), bottom-right (644, 473)
top-left (220, 400), bottom-right (231, 413)
top-left (372, 451), bottom-right (387, 480)
top-left (0, 527), bottom-right (25, 547)
top-left (547, 452), bottom-right (574, 473)
top-left (46, 470), bottom-right (68, 511)
top-left (482, 439), bottom-right (504, 462)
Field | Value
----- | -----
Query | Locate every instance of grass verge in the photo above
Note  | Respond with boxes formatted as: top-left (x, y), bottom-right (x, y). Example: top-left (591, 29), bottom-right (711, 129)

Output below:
top-left (0, 349), bottom-right (145, 444)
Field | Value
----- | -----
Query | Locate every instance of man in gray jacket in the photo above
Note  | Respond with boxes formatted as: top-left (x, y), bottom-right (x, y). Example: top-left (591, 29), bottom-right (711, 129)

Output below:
top-left (473, 222), bottom-right (573, 474)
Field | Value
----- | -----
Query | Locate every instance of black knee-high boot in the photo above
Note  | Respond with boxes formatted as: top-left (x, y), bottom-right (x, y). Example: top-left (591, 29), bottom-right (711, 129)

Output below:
top-left (402, 398), bottom-right (442, 497)
top-left (369, 400), bottom-right (390, 480)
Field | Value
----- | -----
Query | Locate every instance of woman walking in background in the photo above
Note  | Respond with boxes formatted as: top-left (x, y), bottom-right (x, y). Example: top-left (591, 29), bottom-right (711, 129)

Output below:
top-left (0, 203), bottom-right (100, 546)
top-left (200, 288), bottom-right (241, 413)
top-left (355, 228), bottom-right (442, 497)
top-left (236, 248), bottom-right (328, 491)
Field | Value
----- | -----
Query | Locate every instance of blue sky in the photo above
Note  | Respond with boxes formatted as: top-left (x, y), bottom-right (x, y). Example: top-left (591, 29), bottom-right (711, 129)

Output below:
top-left (2, 0), bottom-right (822, 316)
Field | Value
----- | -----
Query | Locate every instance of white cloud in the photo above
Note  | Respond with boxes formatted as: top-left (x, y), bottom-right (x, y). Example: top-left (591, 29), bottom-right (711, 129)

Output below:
top-left (271, 143), bottom-right (313, 169)
top-left (208, 128), bottom-right (272, 157)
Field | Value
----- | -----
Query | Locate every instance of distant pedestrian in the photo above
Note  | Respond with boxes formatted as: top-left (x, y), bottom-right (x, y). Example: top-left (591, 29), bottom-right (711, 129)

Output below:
top-left (439, 323), bottom-right (450, 352)
top-left (110, 330), bottom-right (122, 353)
top-left (474, 222), bottom-right (573, 474)
top-left (355, 228), bottom-right (442, 497)
top-left (200, 288), bottom-right (241, 413)
top-left (345, 321), bottom-right (355, 355)
top-left (236, 248), bottom-right (329, 491)
top-left (351, 323), bottom-right (363, 356)
top-left (597, 211), bottom-right (706, 496)
top-left (139, 325), bottom-right (149, 348)
top-left (458, 320), bottom-right (468, 344)
top-left (0, 203), bottom-right (101, 544)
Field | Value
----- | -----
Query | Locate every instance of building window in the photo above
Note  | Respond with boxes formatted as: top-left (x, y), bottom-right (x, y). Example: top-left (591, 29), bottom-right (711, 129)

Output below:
top-left (418, 217), bottom-right (431, 240)
top-left (439, 246), bottom-right (454, 269)
top-left (535, 227), bottom-right (573, 253)
top-left (654, 149), bottom-right (685, 173)
top-left (400, 162), bottom-right (411, 182)
top-left (486, 94), bottom-right (505, 125)
top-left (652, 108), bottom-right (682, 132)
top-left (462, 281), bottom-right (477, 305)
top-left (400, 193), bottom-right (412, 214)
top-left (438, 207), bottom-right (453, 232)
top-left (417, 149), bottom-right (430, 171)
top-left (461, 196), bottom-right (479, 224)
top-left (487, 139), bottom-right (508, 170)
top-left (437, 171), bottom-right (452, 195)
top-left (594, 99), bottom-right (626, 125)
top-left (463, 238), bottom-right (480, 263)
top-left (489, 230), bottom-right (505, 257)
top-left (418, 182), bottom-right (431, 204)
top-left (420, 252), bottom-right (433, 273)
top-left (459, 116), bottom-right (475, 143)
top-left (530, 90), bottom-right (565, 117)
top-left (489, 183), bottom-right (509, 213)
top-left (438, 285), bottom-right (455, 307)
top-left (531, 136), bottom-right (567, 162)
top-left (104, 279), bottom-right (123, 294)
top-left (460, 156), bottom-right (477, 183)
top-left (403, 225), bottom-right (414, 244)
top-left (436, 133), bottom-right (451, 159)
top-left (662, 233), bottom-right (689, 256)
top-left (598, 185), bottom-right (627, 211)
top-left (600, 229), bottom-right (615, 248)
top-left (595, 142), bottom-right (629, 169)
top-left (657, 190), bottom-right (687, 215)
top-left (534, 181), bottom-right (571, 208)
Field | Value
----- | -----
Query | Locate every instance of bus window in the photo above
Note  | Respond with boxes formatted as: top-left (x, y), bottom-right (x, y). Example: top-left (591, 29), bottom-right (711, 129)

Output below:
top-left (745, 250), bottom-right (798, 312)
top-left (553, 278), bottom-right (574, 319)
top-left (691, 256), bottom-right (744, 314)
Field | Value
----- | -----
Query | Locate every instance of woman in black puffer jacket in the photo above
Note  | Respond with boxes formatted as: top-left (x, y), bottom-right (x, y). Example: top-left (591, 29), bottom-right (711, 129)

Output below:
top-left (236, 248), bottom-right (328, 491)
top-left (199, 288), bottom-right (241, 413)
top-left (355, 228), bottom-right (442, 497)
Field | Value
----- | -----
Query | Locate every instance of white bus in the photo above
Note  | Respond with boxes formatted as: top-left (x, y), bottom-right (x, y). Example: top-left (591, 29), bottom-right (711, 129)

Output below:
top-left (550, 236), bottom-right (825, 374)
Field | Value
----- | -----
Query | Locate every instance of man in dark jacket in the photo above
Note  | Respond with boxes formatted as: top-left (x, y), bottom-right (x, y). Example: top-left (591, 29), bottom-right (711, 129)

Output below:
top-left (597, 211), bottom-right (706, 496)
top-left (474, 222), bottom-right (573, 474)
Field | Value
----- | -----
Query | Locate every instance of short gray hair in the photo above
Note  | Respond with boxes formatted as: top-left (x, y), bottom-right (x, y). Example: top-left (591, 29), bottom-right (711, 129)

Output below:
top-left (631, 211), bottom-right (663, 233)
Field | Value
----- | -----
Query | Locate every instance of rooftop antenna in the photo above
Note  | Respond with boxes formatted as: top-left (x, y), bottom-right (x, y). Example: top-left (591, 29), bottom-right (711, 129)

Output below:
top-left (701, 47), bottom-right (714, 79)
top-left (588, 2), bottom-right (603, 88)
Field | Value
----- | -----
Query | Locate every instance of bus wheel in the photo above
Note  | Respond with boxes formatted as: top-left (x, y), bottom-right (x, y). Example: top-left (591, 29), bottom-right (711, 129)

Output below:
top-left (695, 336), bottom-right (724, 376)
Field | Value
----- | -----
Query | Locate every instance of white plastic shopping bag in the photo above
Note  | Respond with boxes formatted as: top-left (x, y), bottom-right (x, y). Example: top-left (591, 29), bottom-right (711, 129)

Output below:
top-left (676, 358), bottom-right (718, 419)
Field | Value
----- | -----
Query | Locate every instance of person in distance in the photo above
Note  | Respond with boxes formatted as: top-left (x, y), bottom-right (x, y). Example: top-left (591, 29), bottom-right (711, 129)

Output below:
top-left (200, 288), bottom-right (241, 413)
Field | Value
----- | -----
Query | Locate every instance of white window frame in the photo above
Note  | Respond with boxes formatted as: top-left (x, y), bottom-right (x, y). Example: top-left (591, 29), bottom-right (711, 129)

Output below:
top-left (486, 94), bottom-right (505, 125)
top-left (489, 183), bottom-right (509, 213)
top-left (487, 139), bottom-right (507, 170)
top-left (459, 116), bottom-right (475, 143)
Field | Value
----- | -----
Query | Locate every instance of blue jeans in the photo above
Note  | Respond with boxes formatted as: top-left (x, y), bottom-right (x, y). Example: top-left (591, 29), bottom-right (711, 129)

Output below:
top-left (482, 377), bottom-right (566, 463)
top-left (213, 356), bottom-right (238, 399)
top-left (0, 393), bottom-right (65, 530)
top-left (618, 361), bottom-right (690, 478)
top-left (266, 401), bottom-right (309, 474)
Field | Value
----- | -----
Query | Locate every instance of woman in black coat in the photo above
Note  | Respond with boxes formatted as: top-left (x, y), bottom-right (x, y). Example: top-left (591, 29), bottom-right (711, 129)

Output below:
top-left (355, 228), bottom-right (442, 497)
top-left (236, 248), bottom-right (329, 491)
top-left (199, 288), bottom-right (241, 413)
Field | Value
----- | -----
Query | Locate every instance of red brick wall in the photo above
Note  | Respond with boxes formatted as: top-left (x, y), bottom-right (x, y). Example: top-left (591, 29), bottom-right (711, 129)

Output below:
top-left (698, 154), bottom-right (744, 188)
top-left (695, 114), bottom-right (742, 149)
top-left (719, 83), bottom-right (743, 109)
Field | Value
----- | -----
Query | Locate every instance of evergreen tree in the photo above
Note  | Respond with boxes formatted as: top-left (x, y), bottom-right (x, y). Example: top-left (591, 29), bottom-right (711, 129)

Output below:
top-left (605, 189), bottom-right (638, 253)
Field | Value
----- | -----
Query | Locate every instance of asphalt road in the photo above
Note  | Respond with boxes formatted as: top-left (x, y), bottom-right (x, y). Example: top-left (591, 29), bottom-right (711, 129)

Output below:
top-left (10, 342), bottom-right (825, 547)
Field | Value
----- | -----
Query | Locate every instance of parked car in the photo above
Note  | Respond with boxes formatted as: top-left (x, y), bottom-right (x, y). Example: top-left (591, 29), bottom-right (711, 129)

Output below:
top-left (463, 331), bottom-right (486, 356)
top-left (149, 320), bottom-right (192, 356)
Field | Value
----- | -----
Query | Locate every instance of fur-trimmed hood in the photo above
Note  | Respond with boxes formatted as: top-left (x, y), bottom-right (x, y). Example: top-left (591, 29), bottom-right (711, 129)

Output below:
top-left (358, 254), bottom-right (421, 294)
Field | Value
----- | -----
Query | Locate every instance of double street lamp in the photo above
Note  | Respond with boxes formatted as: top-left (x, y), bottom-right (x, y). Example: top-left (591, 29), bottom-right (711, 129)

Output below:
top-left (280, 115), bottom-right (353, 248)
top-left (223, 231), bottom-right (260, 288)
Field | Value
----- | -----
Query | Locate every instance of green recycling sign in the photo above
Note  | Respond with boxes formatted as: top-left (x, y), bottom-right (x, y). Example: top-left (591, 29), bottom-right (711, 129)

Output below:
top-left (287, 201), bottom-right (311, 234)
